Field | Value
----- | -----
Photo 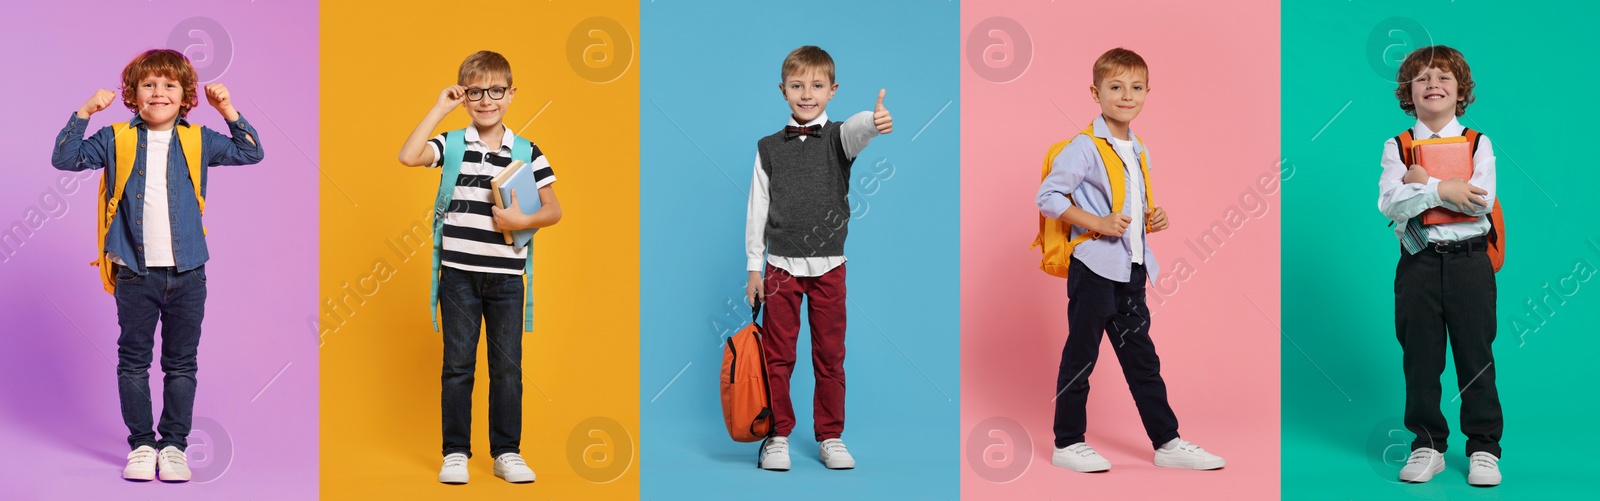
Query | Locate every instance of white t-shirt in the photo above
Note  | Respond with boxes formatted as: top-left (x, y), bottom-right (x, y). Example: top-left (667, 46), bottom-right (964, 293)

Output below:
top-left (1109, 136), bottom-right (1145, 265)
top-left (141, 129), bottom-right (176, 267)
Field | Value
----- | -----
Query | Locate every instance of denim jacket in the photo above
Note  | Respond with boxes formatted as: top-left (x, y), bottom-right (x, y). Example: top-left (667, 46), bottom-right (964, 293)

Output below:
top-left (51, 112), bottom-right (265, 274)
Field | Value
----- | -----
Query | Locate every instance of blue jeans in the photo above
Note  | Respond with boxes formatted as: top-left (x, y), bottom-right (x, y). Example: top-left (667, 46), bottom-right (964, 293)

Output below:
top-left (438, 266), bottom-right (525, 458)
top-left (113, 264), bottom-right (206, 451)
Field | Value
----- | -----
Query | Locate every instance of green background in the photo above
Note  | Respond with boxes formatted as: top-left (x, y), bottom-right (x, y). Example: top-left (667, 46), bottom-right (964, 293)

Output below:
top-left (1283, 1), bottom-right (1600, 498)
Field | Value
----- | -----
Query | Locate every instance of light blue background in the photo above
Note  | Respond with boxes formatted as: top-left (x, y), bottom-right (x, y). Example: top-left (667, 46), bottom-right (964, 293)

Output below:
top-left (639, 1), bottom-right (960, 498)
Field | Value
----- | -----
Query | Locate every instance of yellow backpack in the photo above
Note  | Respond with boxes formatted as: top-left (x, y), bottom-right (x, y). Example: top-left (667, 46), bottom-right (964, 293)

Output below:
top-left (94, 122), bottom-right (205, 293)
top-left (1030, 123), bottom-right (1155, 279)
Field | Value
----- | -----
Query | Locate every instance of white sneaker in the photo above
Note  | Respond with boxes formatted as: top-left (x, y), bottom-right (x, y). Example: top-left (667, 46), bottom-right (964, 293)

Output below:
top-left (156, 446), bottom-right (191, 482)
top-left (1467, 452), bottom-right (1501, 486)
top-left (758, 436), bottom-right (790, 471)
top-left (494, 452), bottom-right (536, 483)
top-left (1398, 447), bottom-right (1445, 483)
top-left (1154, 438), bottom-right (1225, 470)
top-left (1052, 442), bottom-right (1111, 472)
top-left (123, 445), bottom-right (157, 481)
top-left (439, 452), bottom-right (469, 484)
top-left (820, 438), bottom-right (856, 469)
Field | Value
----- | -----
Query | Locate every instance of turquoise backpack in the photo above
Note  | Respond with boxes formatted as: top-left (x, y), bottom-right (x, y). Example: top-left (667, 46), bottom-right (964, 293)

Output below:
top-left (430, 129), bottom-right (537, 332)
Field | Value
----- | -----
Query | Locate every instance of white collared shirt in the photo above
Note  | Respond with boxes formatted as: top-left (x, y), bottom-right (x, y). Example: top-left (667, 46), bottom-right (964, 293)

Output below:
top-left (1377, 117), bottom-right (1497, 243)
top-left (745, 111), bottom-right (880, 276)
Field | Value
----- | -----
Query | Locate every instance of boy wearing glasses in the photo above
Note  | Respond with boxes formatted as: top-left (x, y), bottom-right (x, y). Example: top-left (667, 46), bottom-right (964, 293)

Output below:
top-left (397, 50), bottom-right (563, 484)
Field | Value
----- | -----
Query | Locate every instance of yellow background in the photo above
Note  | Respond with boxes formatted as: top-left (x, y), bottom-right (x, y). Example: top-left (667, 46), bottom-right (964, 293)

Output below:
top-left (319, 1), bottom-right (639, 498)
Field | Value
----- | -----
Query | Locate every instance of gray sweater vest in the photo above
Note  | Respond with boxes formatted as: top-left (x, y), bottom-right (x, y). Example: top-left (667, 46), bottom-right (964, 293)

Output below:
top-left (757, 121), bottom-right (854, 258)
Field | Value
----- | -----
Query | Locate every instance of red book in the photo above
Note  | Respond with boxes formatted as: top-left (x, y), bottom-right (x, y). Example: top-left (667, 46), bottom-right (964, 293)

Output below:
top-left (1413, 137), bottom-right (1478, 225)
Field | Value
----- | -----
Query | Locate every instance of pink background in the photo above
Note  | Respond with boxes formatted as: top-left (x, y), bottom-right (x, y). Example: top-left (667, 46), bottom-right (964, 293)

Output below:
top-left (960, 1), bottom-right (1280, 497)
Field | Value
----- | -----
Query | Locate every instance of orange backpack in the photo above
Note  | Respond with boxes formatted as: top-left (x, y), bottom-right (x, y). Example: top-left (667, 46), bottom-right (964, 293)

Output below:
top-left (1395, 128), bottom-right (1505, 271)
top-left (1031, 124), bottom-right (1154, 279)
top-left (721, 303), bottom-right (773, 442)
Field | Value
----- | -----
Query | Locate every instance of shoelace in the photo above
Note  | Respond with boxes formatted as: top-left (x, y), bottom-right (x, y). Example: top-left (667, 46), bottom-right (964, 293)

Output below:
top-left (499, 453), bottom-right (527, 467)
top-left (1406, 450), bottom-right (1437, 466)
top-left (822, 440), bottom-right (848, 455)
top-left (1066, 443), bottom-right (1098, 457)
top-left (444, 454), bottom-right (468, 468)
top-left (159, 450), bottom-right (186, 467)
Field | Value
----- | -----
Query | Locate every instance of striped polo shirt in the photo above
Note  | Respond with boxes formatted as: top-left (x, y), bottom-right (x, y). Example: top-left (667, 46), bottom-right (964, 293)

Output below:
top-left (427, 124), bottom-right (555, 275)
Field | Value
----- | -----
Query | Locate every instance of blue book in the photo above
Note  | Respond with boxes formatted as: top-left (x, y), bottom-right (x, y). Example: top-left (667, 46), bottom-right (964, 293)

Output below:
top-left (489, 159), bottom-right (543, 250)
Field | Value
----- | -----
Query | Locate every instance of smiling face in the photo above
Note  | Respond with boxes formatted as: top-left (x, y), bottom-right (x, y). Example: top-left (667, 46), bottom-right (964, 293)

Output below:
top-left (1408, 66), bottom-right (1460, 120)
top-left (779, 67), bottom-right (837, 124)
top-left (134, 74), bottom-right (186, 130)
top-left (1090, 67), bottom-right (1149, 128)
top-left (462, 74), bottom-right (515, 129)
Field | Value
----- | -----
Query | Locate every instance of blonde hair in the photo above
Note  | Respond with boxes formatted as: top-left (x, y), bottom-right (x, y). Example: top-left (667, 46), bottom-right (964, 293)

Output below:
top-left (458, 50), bottom-right (513, 86)
top-left (1092, 48), bottom-right (1148, 86)
top-left (781, 45), bottom-right (835, 83)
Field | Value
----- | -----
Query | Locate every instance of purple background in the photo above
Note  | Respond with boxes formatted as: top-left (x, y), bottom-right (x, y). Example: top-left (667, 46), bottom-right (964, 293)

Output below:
top-left (0, 1), bottom-right (317, 498)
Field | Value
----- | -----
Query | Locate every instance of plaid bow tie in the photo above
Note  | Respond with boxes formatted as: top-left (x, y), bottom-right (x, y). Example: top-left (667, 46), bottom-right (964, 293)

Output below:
top-left (784, 124), bottom-right (821, 140)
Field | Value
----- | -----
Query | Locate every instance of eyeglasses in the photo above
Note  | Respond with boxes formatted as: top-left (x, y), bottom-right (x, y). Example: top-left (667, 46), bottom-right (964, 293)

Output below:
top-left (466, 87), bottom-right (507, 101)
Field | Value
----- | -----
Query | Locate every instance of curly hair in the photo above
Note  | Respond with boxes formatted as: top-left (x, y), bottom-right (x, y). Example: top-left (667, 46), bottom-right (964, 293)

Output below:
top-left (120, 49), bottom-right (199, 118)
top-left (1394, 45), bottom-right (1474, 117)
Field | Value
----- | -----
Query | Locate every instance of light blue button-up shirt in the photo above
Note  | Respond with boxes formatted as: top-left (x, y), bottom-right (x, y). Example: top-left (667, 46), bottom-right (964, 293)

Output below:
top-left (1036, 115), bottom-right (1159, 284)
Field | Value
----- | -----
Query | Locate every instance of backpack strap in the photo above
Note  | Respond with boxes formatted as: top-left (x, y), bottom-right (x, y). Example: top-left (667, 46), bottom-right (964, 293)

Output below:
top-left (510, 135), bottom-right (535, 333)
top-left (1395, 129), bottom-right (1415, 167)
top-left (174, 123), bottom-right (207, 236)
top-left (430, 129), bottom-right (466, 332)
top-left (97, 123), bottom-right (140, 293)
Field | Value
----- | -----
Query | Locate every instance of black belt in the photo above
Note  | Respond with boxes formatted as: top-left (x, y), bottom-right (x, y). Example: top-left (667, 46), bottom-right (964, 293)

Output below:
top-left (1424, 236), bottom-right (1488, 254)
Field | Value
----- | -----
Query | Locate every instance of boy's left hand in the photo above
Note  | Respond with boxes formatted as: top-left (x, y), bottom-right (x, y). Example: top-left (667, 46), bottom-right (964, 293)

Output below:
top-left (1146, 206), bottom-right (1169, 232)
top-left (491, 189), bottom-right (525, 231)
top-left (205, 83), bottom-right (240, 121)
top-left (874, 89), bottom-right (893, 134)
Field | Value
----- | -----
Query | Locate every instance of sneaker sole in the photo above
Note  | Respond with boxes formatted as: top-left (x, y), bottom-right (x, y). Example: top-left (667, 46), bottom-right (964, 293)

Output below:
top-left (1051, 457), bottom-right (1111, 473)
top-left (823, 459), bottom-right (856, 470)
top-left (157, 471), bottom-right (191, 482)
top-left (123, 471), bottom-right (155, 482)
top-left (1154, 457), bottom-right (1225, 470)
top-left (1467, 473), bottom-right (1501, 487)
top-left (495, 470), bottom-right (536, 483)
top-left (759, 461), bottom-right (791, 471)
top-left (438, 473), bottom-right (469, 484)
top-left (1399, 463), bottom-right (1444, 483)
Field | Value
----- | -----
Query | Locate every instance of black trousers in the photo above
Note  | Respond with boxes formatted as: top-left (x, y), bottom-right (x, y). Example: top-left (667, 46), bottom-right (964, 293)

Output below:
top-left (1053, 257), bottom-right (1180, 449)
top-left (1395, 246), bottom-right (1502, 457)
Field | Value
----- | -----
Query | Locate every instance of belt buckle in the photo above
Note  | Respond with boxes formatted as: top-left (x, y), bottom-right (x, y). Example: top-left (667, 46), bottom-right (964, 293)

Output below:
top-left (1433, 242), bottom-right (1458, 254)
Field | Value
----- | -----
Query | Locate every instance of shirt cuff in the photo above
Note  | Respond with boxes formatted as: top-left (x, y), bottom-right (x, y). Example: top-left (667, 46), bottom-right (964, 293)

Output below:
top-left (747, 257), bottom-right (765, 272)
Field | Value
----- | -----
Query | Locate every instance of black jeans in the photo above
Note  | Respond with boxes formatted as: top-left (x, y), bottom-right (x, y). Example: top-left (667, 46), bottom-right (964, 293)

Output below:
top-left (113, 264), bottom-right (206, 451)
top-left (1053, 257), bottom-right (1180, 449)
top-left (1395, 246), bottom-right (1502, 457)
top-left (438, 266), bottom-right (525, 458)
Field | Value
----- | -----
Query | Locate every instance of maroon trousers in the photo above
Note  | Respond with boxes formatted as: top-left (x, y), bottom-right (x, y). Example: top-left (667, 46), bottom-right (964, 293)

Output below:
top-left (762, 263), bottom-right (847, 441)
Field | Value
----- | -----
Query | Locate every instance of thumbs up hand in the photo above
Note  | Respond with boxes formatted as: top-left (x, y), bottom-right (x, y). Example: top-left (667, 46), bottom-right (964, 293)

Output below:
top-left (873, 88), bottom-right (893, 134)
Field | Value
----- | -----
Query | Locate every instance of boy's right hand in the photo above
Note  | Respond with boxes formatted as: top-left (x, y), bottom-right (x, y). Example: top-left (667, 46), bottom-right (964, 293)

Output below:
top-left (1403, 164), bottom-right (1429, 185)
top-left (1438, 178), bottom-right (1488, 211)
top-left (436, 85), bottom-right (466, 111)
top-left (746, 271), bottom-right (764, 306)
top-left (78, 89), bottom-right (116, 119)
top-left (1094, 213), bottom-right (1133, 237)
